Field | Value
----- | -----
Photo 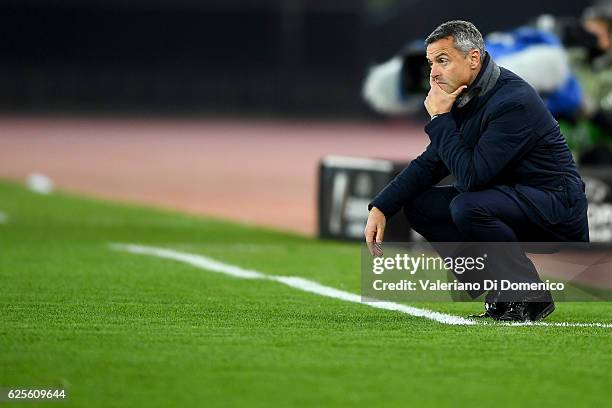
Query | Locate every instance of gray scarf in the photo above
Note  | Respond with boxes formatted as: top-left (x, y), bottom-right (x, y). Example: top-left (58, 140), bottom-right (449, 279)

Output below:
top-left (456, 53), bottom-right (500, 109)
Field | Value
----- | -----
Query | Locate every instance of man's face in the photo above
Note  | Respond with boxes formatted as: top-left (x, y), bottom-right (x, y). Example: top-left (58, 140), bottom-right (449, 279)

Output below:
top-left (426, 36), bottom-right (478, 93)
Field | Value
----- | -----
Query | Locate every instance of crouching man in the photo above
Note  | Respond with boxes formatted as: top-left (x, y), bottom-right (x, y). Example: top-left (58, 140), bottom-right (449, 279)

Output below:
top-left (364, 20), bottom-right (589, 321)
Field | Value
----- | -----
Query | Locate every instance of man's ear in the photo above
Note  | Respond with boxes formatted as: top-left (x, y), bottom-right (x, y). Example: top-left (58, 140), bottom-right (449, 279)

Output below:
top-left (469, 49), bottom-right (481, 69)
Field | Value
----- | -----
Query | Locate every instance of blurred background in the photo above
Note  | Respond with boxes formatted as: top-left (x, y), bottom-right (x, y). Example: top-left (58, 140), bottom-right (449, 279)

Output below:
top-left (0, 0), bottom-right (611, 241)
top-left (0, 0), bottom-right (592, 116)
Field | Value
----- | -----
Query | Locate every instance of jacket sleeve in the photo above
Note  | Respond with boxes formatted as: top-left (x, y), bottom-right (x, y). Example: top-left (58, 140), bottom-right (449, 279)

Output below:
top-left (368, 143), bottom-right (450, 219)
top-left (425, 103), bottom-right (536, 191)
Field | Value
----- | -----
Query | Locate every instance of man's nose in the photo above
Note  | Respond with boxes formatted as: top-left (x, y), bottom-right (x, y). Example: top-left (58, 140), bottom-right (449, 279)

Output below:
top-left (430, 66), bottom-right (440, 79)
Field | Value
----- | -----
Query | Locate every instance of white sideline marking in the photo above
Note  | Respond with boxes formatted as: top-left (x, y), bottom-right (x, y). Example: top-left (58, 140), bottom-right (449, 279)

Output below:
top-left (111, 243), bottom-right (612, 329)
top-left (497, 321), bottom-right (612, 328)
top-left (111, 243), bottom-right (471, 325)
top-left (0, 211), bottom-right (8, 223)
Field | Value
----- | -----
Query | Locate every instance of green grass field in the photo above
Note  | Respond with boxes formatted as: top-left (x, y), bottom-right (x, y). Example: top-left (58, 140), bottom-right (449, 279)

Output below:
top-left (1, 180), bottom-right (611, 407)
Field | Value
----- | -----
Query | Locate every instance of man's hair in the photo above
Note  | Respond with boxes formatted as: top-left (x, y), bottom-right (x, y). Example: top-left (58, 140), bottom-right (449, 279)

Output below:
top-left (583, 1), bottom-right (612, 21)
top-left (425, 20), bottom-right (485, 62)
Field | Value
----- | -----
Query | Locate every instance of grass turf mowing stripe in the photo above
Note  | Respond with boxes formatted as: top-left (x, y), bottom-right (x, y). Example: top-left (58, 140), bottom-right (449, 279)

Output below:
top-left (111, 243), bottom-right (612, 329)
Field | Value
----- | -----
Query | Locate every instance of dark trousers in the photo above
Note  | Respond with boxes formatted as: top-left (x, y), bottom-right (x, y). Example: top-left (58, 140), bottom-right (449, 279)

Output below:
top-left (403, 186), bottom-right (556, 299)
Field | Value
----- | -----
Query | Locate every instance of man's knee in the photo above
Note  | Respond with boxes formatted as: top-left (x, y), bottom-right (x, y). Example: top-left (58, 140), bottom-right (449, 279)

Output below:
top-left (449, 193), bottom-right (484, 227)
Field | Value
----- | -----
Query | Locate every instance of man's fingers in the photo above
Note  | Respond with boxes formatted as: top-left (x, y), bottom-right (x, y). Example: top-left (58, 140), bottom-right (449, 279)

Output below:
top-left (452, 85), bottom-right (468, 97)
top-left (366, 241), bottom-right (376, 256)
top-left (374, 224), bottom-right (384, 257)
top-left (365, 207), bottom-right (386, 256)
top-left (367, 240), bottom-right (383, 257)
top-left (429, 77), bottom-right (440, 92)
top-left (365, 225), bottom-right (375, 256)
top-left (366, 236), bottom-right (383, 257)
top-left (365, 224), bottom-right (383, 256)
top-left (375, 225), bottom-right (385, 244)
top-left (429, 77), bottom-right (445, 92)
top-left (364, 225), bottom-right (375, 243)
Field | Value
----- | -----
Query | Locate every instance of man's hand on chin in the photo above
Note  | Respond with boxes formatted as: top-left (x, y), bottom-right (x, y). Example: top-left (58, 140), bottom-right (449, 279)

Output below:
top-left (424, 78), bottom-right (467, 118)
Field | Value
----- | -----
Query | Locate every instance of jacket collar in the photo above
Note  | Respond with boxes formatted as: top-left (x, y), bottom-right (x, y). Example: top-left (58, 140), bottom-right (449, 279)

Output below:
top-left (456, 52), bottom-right (500, 109)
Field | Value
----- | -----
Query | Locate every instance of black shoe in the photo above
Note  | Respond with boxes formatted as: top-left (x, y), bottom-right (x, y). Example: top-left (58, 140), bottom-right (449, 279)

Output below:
top-left (496, 301), bottom-right (530, 321)
top-left (496, 290), bottom-right (555, 322)
top-left (528, 301), bottom-right (555, 321)
top-left (468, 304), bottom-right (507, 319)
top-left (526, 290), bottom-right (555, 321)
top-left (468, 291), bottom-right (508, 319)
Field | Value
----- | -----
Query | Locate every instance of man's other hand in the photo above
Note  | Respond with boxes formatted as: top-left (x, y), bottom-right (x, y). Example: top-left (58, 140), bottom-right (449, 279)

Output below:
top-left (364, 207), bottom-right (386, 257)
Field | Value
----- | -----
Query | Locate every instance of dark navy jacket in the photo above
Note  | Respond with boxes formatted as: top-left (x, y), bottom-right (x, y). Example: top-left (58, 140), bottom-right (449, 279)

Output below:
top-left (370, 55), bottom-right (589, 242)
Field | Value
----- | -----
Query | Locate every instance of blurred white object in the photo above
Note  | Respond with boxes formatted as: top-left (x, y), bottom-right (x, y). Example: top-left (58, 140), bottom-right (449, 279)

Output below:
top-left (26, 173), bottom-right (54, 194)
top-left (362, 57), bottom-right (414, 115)
top-left (0, 211), bottom-right (8, 223)
top-left (535, 14), bottom-right (556, 33)
top-left (495, 44), bottom-right (570, 93)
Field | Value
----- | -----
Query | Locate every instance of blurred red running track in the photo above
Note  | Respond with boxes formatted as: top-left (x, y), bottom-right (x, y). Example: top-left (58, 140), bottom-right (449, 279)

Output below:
top-left (0, 116), bottom-right (428, 235)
